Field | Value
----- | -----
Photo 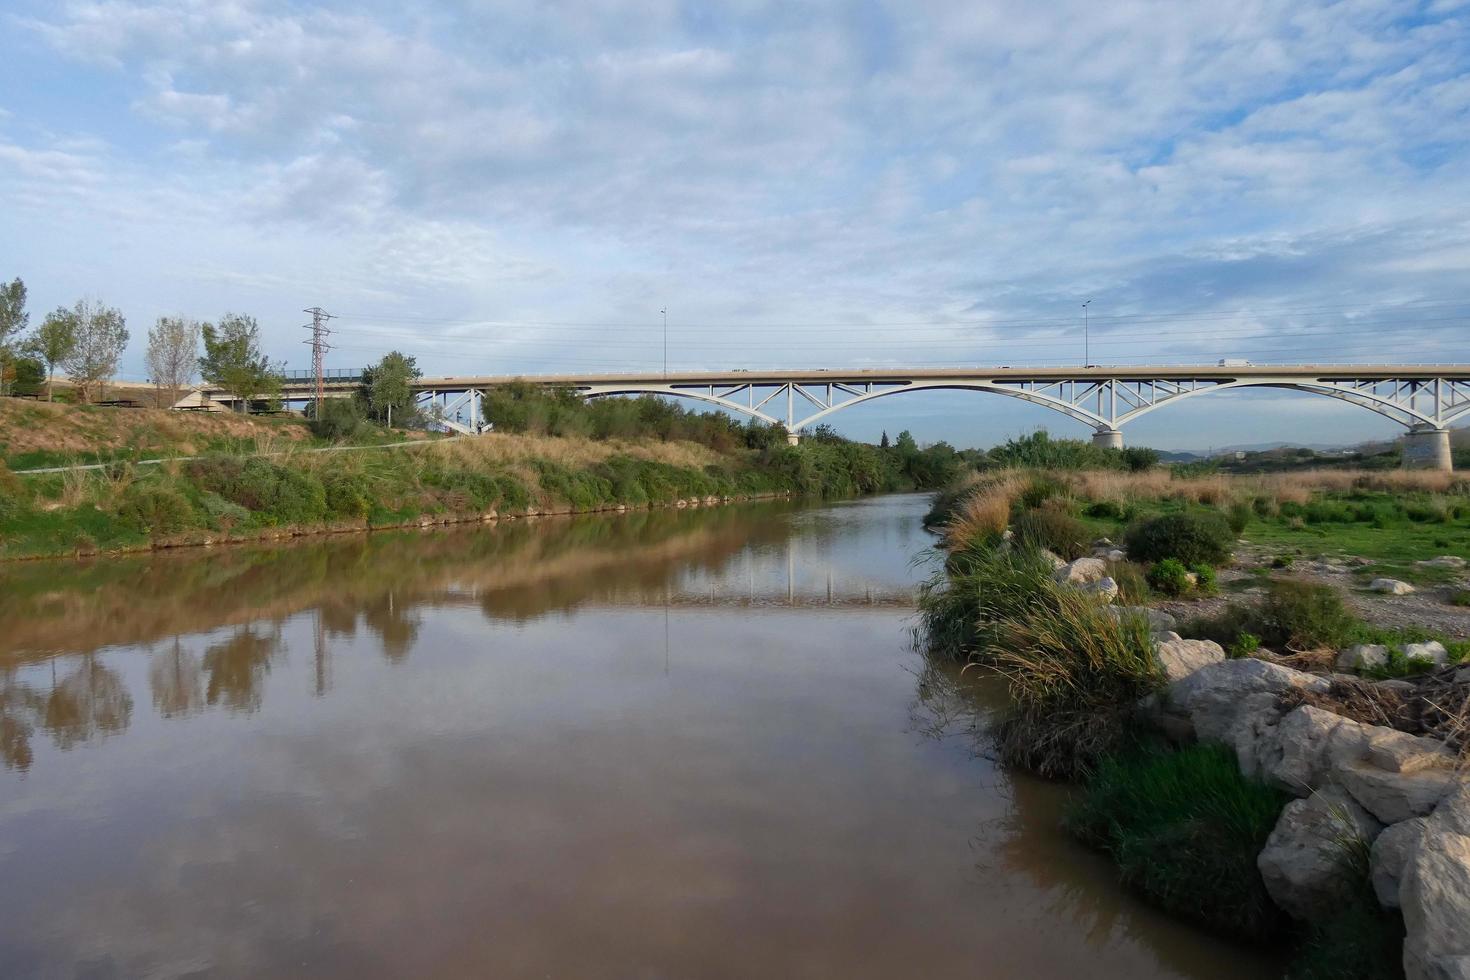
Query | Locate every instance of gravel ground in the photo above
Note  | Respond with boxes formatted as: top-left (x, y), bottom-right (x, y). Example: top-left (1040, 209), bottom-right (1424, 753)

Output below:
top-left (1148, 543), bottom-right (1470, 640)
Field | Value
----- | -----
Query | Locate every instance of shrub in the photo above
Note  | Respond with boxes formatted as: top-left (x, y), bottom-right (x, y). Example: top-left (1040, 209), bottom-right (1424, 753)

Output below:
top-left (1450, 590), bottom-right (1470, 609)
top-left (1190, 562), bottom-right (1217, 593)
top-left (1123, 511), bottom-right (1235, 566)
top-left (1227, 632), bottom-right (1261, 658)
top-left (117, 483), bottom-right (194, 535)
top-left (1066, 744), bottom-right (1289, 941)
top-left (1084, 499), bottom-right (1127, 520)
top-left (1226, 499), bottom-right (1252, 535)
top-left (1147, 558), bottom-right (1191, 597)
top-left (308, 398), bottom-right (367, 441)
top-left (186, 456), bottom-right (327, 526)
top-left (1257, 580), bottom-right (1359, 651)
top-left (1012, 506), bottom-right (1090, 560)
top-left (323, 471), bottom-right (373, 519)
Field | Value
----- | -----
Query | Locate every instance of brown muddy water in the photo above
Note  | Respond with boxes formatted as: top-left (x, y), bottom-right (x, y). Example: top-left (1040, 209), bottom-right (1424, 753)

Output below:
top-left (0, 494), bottom-right (1281, 979)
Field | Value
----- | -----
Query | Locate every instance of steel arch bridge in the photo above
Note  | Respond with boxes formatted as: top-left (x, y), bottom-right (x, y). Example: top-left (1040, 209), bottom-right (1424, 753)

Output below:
top-left (189, 364), bottom-right (1470, 469)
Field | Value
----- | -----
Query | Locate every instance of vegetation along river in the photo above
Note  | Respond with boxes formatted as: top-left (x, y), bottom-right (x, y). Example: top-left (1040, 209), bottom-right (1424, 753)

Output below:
top-left (0, 494), bottom-right (1281, 978)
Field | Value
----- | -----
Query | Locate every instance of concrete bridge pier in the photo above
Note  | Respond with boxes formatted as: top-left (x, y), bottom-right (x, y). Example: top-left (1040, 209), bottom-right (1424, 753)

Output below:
top-left (786, 432), bottom-right (801, 446)
top-left (1403, 425), bottom-right (1453, 471)
top-left (1092, 427), bottom-right (1124, 450)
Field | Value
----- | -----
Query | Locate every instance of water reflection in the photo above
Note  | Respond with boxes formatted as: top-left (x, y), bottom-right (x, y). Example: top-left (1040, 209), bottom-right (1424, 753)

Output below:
top-left (0, 495), bottom-right (1281, 979)
top-left (0, 498), bottom-right (928, 769)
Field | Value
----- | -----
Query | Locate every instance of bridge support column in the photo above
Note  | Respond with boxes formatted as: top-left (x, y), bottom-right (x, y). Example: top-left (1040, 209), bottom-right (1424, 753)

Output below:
top-left (1403, 425), bottom-right (1452, 471)
top-left (786, 431), bottom-right (801, 446)
top-left (1092, 427), bottom-right (1124, 450)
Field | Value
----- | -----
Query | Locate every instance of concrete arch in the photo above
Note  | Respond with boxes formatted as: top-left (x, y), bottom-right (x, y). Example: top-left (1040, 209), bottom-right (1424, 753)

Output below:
top-left (580, 386), bottom-right (782, 427)
top-left (1112, 380), bottom-right (1438, 429)
top-left (791, 382), bottom-right (1109, 432)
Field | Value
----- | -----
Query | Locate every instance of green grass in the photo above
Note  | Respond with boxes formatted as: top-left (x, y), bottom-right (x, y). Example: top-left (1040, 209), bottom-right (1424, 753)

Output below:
top-left (1287, 888), bottom-right (1405, 980)
top-left (1066, 743), bottom-right (1290, 941)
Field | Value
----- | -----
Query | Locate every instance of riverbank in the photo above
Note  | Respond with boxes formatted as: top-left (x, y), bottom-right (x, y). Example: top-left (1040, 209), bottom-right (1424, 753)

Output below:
top-left (917, 467), bottom-right (1470, 979)
top-left (0, 428), bottom-right (943, 561)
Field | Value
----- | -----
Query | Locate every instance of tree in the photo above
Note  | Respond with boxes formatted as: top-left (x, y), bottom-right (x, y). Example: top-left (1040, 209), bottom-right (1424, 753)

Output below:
top-left (60, 300), bottom-right (129, 403)
top-left (879, 430), bottom-right (890, 449)
top-left (199, 313), bottom-right (280, 412)
top-left (0, 278), bottom-right (28, 396)
top-left (25, 308), bottom-right (79, 401)
top-left (145, 316), bottom-right (201, 403)
top-left (358, 350), bottom-right (420, 426)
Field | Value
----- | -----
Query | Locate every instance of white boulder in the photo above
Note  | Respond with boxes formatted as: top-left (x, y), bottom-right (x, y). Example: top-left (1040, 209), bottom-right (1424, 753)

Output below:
top-left (1418, 556), bottom-right (1467, 569)
top-left (1403, 641), bottom-right (1450, 668)
top-left (1082, 576), bottom-right (1120, 602)
top-left (1163, 658), bottom-right (1331, 744)
top-left (1258, 787), bottom-right (1383, 921)
top-left (1370, 578), bottom-right (1417, 595)
top-left (1053, 556), bottom-right (1109, 584)
top-left (1336, 644), bottom-right (1391, 672)
top-left (1107, 606), bottom-right (1178, 631)
top-left (1401, 783), bottom-right (1470, 980)
top-left (1371, 816), bottom-right (1428, 909)
top-left (1153, 635), bottom-right (1226, 684)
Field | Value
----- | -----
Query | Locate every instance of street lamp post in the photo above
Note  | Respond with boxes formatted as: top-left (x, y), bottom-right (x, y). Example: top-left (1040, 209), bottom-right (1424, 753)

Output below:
top-left (661, 307), bottom-right (668, 378)
top-left (1082, 299), bottom-right (1092, 366)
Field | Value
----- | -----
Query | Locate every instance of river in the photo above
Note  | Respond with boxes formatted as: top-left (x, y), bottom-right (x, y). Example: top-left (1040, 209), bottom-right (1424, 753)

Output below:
top-left (0, 494), bottom-right (1280, 978)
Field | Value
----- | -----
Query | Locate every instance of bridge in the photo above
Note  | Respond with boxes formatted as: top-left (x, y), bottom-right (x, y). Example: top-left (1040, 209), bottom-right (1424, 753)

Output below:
top-left (188, 363), bottom-right (1470, 470)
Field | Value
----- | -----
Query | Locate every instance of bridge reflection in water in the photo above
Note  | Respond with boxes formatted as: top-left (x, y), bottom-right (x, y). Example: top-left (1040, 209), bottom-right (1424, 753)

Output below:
top-left (0, 495), bottom-right (930, 771)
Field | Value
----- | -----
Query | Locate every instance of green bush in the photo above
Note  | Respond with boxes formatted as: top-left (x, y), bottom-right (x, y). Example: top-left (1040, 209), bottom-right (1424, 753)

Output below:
top-left (1226, 499), bottom-right (1252, 535)
top-left (1227, 632), bottom-right (1261, 658)
top-left (1190, 562), bottom-right (1217, 592)
top-left (308, 398), bottom-right (367, 441)
top-left (323, 471), bottom-right (373, 519)
top-left (117, 483), bottom-right (195, 535)
top-left (1257, 580), bottom-right (1359, 651)
top-left (186, 456), bottom-right (327, 526)
top-left (1012, 506), bottom-right (1090, 560)
top-left (1084, 499), bottom-right (1128, 520)
top-left (1450, 590), bottom-right (1470, 608)
top-left (1147, 558), bottom-right (1191, 597)
top-left (1066, 744), bottom-right (1289, 941)
top-left (1124, 511), bottom-right (1235, 566)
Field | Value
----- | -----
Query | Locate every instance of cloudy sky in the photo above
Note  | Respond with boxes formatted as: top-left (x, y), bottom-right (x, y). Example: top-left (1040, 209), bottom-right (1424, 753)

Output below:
top-left (2, 0), bottom-right (1468, 449)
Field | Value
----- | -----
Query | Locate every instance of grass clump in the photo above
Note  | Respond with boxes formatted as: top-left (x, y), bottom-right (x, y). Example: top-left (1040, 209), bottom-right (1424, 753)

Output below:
top-left (1066, 743), bottom-right (1289, 941)
top-left (1012, 505), bottom-right (1090, 560)
top-left (917, 547), bottom-right (1163, 778)
top-left (1124, 510), bottom-right (1236, 566)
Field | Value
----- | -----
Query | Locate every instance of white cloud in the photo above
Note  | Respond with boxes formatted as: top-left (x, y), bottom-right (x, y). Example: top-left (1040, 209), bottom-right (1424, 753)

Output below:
top-left (0, 0), bottom-right (1467, 446)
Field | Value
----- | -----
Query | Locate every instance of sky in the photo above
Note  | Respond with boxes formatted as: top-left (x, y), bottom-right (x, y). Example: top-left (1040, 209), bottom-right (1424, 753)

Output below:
top-left (1, 0), bottom-right (1468, 450)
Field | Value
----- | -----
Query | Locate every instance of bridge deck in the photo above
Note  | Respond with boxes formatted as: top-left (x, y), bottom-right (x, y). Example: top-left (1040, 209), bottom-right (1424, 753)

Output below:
top-left (233, 363), bottom-right (1470, 395)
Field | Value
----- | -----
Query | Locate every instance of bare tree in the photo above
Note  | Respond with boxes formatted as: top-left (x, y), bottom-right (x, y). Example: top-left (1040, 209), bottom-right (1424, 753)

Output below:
top-left (146, 316), bottom-right (202, 405)
top-left (60, 300), bottom-right (129, 403)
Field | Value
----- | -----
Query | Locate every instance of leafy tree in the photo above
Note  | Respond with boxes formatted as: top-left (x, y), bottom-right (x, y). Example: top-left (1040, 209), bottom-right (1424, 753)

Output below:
top-left (25, 308), bottom-right (79, 401)
top-left (199, 313), bottom-right (280, 412)
top-left (358, 350), bottom-right (420, 426)
top-left (60, 300), bottom-right (129, 403)
top-left (0, 278), bottom-right (28, 396)
top-left (895, 430), bottom-right (919, 456)
top-left (11, 356), bottom-right (44, 396)
top-left (146, 316), bottom-right (202, 402)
